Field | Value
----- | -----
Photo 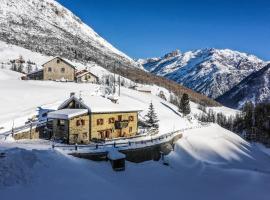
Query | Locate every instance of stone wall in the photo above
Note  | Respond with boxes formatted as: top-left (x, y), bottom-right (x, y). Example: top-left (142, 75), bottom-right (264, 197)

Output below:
top-left (91, 112), bottom-right (138, 140)
top-left (13, 125), bottom-right (48, 140)
top-left (69, 114), bottom-right (90, 144)
top-left (43, 57), bottom-right (75, 81)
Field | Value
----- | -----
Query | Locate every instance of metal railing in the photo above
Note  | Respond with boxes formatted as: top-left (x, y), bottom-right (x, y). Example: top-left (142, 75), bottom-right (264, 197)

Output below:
top-left (53, 124), bottom-right (210, 152)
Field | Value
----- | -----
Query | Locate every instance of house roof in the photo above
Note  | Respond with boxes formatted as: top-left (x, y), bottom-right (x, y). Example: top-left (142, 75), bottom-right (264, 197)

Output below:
top-left (107, 148), bottom-right (126, 160)
top-left (26, 69), bottom-right (43, 76)
top-left (47, 109), bottom-right (88, 119)
top-left (58, 94), bottom-right (142, 113)
top-left (42, 57), bottom-right (77, 69)
top-left (75, 69), bottom-right (98, 79)
top-left (136, 86), bottom-right (152, 92)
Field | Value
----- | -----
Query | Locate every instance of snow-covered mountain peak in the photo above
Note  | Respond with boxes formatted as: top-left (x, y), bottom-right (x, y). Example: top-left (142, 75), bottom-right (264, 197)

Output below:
top-left (0, 0), bottom-right (142, 69)
top-left (141, 48), bottom-right (266, 98)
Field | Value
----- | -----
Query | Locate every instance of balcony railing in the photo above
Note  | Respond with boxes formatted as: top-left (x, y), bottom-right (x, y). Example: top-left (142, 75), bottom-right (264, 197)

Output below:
top-left (115, 120), bottom-right (129, 129)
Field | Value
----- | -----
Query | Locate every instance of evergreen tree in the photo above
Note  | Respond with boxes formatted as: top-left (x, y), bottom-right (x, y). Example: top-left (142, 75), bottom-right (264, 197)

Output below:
top-left (242, 101), bottom-right (254, 132)
top-left (179, 93), bottom-right (191, 116)
top-left (145, 102), bottom-right (159, 129)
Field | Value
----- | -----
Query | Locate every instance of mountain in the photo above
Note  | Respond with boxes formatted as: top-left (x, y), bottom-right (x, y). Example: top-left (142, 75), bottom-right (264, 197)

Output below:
top-left (0, 0), bottom-right (220, 107)
top-left (217, 64), bottom-right (270, 108)
top-left (0, 0), bottom-right (141, 70)
top-left (140, 49), bottom-right (265, 99)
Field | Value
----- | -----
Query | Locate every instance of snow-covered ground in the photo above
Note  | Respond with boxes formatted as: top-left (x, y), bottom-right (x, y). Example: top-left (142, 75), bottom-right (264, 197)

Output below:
top-left (0, 68), bottom-right (197, 134)
top-left (0, 124), bottom-right (270, 200)
top-left (1, 67), bottom-right (269, 200)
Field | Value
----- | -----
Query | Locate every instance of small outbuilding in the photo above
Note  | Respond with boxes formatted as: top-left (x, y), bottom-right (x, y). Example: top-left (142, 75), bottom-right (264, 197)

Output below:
top-left (107, 148), bottom-right (126, 171)
top-left (75, 69), bottom-right (99, 83)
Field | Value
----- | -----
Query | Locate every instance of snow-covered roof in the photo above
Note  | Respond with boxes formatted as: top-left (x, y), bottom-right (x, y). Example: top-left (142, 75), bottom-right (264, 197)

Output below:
top-left (42, 56), bottom-right (77, 69)
top-left (47, 109), bottom-right (88, 119)
top-left (26, 69), bottom-right (43, 75)
top-left (76, 69), bottom-right (98, 78)
top-left (58, 94), bottom-right (142, 113)
top-left (136, 86), bottom-right (152, 92)
top-left (107, 148), bottom-right (126, 160)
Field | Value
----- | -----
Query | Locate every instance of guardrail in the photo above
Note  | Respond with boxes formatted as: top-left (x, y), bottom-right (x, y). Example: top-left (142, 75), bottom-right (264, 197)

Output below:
top-left (53, 124), bottom-right (210, 152)
top-left (0, 121), bottom-right (47, 138)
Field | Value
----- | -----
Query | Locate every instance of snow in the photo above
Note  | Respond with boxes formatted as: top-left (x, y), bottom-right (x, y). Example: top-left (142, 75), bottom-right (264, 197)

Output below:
top-left (107, 148), bottom-right (126, 160)
top-left (0, 68), bottom-right (194, 135)
top-left (59, 94), bottom-right (143, 113)
top-left (47, 109), bottom-right (88, 119)
top-left (0, 124), bottom-right (270, 200)
top-left (142, 48), bottom-right (265, 99)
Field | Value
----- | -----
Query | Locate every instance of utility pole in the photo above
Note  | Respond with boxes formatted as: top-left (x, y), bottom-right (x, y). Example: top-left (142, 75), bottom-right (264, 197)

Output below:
top-left (118, 75), bottom-right (120, 96)
top-left (113, 63), bottom-right (116, 94)
top-left (11, 120), bottom-right (14, 137)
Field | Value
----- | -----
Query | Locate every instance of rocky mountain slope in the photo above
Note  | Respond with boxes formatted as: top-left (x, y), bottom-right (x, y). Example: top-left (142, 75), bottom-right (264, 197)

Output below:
top-left (0, 0), bottom-right (141, 70)
top-left (217, 64), bottom-right (270, 108)
top-left (0, 0), bottom-right (220, 107)
top-left (140, 49), bottom-right (265, 99)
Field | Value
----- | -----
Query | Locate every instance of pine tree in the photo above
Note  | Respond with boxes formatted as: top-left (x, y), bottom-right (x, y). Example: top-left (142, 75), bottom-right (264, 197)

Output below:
top-left (179, 93), bottom-right (191, 116)
top-left (145, 102), bottom-right (159, 129)
top-left (242, 101), bottom-right (254, 132)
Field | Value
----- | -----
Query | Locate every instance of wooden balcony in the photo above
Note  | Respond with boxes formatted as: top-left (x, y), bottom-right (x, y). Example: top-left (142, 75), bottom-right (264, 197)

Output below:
top-left (115, 120), bottom-right (129, 129)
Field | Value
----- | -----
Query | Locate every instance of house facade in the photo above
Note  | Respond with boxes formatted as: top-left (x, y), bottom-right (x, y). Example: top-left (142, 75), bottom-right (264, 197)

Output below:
top-left (47, 94), bottom-right (140, 144)
top-left (43, 57), bottom-right (76, 81)
top-left (75, 69), bottom-right (99, 83)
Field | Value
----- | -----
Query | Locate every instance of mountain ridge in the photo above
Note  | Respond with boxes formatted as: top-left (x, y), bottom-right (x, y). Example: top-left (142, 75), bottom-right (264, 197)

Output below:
top-left (217, 64), bottom-right (270, 108)
top-left (140, 48), bottom-right (266, 99)
top-left (0, 0), bottom-right (220, 107)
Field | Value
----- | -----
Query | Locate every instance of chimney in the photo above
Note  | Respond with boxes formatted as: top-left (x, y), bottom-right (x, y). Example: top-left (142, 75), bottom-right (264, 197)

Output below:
top-left (70, 92), bottom-right (75, 97)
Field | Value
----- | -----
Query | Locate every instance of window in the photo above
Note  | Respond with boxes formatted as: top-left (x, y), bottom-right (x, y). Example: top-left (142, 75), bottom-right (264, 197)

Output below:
top-left (61, 68), bottom-right (65, 73)
top-left (81, 120), bottom-right (85, 126)
top-left (76, 119), bottom-right (85, 126)
top-left (105, 130), bottom-right (111, 138)
top-left (82, 132), bottom-right (87, 139)
top-left (129, 127), bottom-right (132, 133)
top-left (129, 116), bottom-right (134, 121)
top-left (58, 119), bottom-right (65, 126)
top-left (48, 67), bottom-right (52, 72)
top-left (57, 59), bottom-right (60, 64)
top-left (109, 117), bottom-right (115, 124)
top-left (97, 119), bottom-right (104, 125)
top-left (118, 115), bottom-right (122, 121)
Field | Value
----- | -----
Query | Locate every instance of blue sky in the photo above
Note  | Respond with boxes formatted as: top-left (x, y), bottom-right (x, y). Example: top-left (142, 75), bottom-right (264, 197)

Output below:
top-left (58, 0), bottom-right (270, 60)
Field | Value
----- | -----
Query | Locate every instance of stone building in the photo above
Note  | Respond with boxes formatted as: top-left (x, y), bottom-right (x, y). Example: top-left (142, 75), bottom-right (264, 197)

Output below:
top-left (75, 69), bottom-right (99, 83)
top-left (43, 57), bottom-right (76, 81)
top-left (26, 69), bottom-right (43, 80)
top-left (25, 57), bottom-right (99, 82)
top-left (47, 93), bottom-right (141, 144)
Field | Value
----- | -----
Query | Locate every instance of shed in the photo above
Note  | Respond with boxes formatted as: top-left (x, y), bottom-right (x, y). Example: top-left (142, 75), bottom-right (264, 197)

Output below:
top-left (107, 148), bottom-right (126, 171)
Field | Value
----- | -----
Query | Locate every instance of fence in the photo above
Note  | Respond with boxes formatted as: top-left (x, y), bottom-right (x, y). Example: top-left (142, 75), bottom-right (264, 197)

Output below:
top-left (0, 121), bottom-right (47, 139)
top-left (53, 124), bottom-right (210, 152)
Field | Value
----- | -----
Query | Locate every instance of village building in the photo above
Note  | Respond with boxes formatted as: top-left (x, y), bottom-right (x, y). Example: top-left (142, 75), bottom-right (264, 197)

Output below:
top-left (136, 86), bottom-right (152, 94)
top-left (26, 69), bottom-right (43, 80)
top-left (43, 57), bottom-right (76, 81)
top-left (47, 93), bottom-right (141, 144)
top-left (25, 57), bottom-right (98, 82)
top-left (75, 69), bottom-right (99, 83)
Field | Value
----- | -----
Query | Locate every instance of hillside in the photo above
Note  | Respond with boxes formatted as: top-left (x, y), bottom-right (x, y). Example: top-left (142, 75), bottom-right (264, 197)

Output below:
top-left (140, 49), bottom-right (265, 99)
top-left (1, 124), bottom-right (270, 200)
top-left (217, 64), bottom-right (270, 108)
top-left (0, 0), bottom-right (140, 69)
top-left (0, 0), bottom-right (220, 107)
